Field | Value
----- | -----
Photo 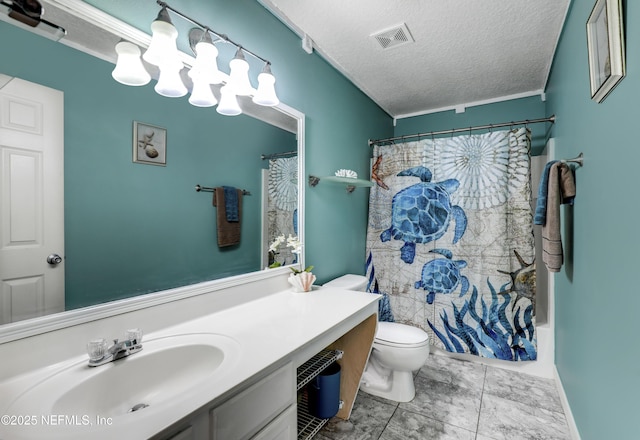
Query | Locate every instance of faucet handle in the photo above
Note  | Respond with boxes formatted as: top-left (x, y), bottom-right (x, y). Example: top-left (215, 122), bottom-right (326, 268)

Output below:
top-left (125, 328), bottom-right (143, 345)
top-left (87, 338), bottom-right (108, 361)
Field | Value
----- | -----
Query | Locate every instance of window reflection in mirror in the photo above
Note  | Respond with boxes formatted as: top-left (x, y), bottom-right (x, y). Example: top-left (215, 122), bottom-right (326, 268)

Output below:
top-left (263, 153), bottom-right (298, 268)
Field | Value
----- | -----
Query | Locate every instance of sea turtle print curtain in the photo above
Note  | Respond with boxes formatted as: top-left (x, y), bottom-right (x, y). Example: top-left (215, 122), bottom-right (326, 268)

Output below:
top-left (366, 128), bottom-right (537, 361)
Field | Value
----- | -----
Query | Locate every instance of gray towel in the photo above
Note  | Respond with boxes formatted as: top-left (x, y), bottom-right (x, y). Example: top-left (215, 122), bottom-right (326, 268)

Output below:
top-left (542, 162), bottom-right (576, 272)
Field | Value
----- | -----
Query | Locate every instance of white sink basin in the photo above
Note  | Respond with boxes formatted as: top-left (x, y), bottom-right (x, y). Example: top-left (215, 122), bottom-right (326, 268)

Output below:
top-left (3, 333), bottom-right (240, 439)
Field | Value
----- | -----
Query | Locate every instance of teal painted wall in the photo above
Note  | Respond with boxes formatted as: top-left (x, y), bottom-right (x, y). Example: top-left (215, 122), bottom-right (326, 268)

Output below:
top-left (83, 0), bottom-right (394, 283)
top-left (4, 0), bottom-right (637, 435)
top-left (1, 0), bottom-right (392, 306)
top-left (394, 96), bottom-right (548, 154)
top-left (544, 1), bottom-right (640, 438)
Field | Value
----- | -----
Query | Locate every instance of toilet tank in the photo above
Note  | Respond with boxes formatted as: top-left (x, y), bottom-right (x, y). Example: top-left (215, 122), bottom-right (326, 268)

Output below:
top-left (323, 274), bottom-right (368, 291)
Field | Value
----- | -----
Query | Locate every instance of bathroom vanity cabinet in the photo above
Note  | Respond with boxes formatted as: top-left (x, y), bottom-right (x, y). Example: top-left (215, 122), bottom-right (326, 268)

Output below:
top-left (157, 313), bottom-right (377, 440)
top-left (0, 287), bottom-right (378, 440)
top-left (160, 362), bottom-right (296, 440)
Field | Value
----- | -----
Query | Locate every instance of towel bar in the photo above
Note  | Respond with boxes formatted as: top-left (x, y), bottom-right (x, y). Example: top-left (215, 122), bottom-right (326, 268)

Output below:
top-left (560, 153), bottom-right (584, 167)
top-left (195, 184), bottom-right (251, 195)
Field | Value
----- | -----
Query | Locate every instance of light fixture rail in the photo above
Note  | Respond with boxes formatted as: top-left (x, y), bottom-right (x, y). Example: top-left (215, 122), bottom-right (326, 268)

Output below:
top-left (156, 0), bottom-right (269, 65)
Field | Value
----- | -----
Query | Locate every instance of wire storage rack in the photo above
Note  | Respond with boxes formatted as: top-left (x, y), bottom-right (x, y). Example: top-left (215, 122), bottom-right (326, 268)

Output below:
top-left (296, 349), bottom-right (343, 440)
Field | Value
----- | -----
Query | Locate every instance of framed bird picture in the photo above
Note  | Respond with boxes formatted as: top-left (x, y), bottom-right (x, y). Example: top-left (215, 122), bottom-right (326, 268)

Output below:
top-left (133, 121), bottom-right (167, 166)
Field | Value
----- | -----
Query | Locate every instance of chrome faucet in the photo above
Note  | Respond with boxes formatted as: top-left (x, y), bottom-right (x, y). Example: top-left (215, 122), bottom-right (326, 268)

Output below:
top-left (87, 329), bottom-right (143, 367)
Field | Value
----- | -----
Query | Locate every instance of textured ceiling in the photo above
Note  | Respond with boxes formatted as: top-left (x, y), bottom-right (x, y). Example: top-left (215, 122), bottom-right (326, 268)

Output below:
top-left (258, 0), bottom-right (570, 118)
top-left (9, 0), bottom-right (570, 120)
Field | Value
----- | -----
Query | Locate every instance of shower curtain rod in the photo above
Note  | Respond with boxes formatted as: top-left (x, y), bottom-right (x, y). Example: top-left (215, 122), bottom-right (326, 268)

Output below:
top-left (261, 150), bottom-right (297, 160)
top-left (368, 115), bottom-right (556, 147)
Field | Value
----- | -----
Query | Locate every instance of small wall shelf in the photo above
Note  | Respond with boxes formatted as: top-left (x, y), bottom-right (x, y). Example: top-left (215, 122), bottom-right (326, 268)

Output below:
top-left (308, 175), bottom-right (374, 193)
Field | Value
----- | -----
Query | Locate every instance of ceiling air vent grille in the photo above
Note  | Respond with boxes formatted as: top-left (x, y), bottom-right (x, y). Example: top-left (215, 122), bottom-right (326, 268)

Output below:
top-left (371, 23), bottom-right (414, 49)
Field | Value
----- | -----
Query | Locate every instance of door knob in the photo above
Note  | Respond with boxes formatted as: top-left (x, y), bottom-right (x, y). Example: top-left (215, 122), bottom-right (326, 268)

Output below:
top-left (47, 254), bottom-right (62, 265)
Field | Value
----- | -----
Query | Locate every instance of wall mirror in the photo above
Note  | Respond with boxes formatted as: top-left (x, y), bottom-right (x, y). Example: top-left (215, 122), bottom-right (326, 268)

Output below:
top-left (0, 0), bottom-right (305, 343)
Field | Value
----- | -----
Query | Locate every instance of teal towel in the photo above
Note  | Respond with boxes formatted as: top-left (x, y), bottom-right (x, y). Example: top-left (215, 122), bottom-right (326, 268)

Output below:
top-left (533, 160), bottom-right (558, 225)
top-left (223, 186), bottom-right (239, 222)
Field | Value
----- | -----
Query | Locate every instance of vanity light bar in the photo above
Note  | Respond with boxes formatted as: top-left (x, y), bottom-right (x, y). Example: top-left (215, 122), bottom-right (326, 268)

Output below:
top-left (112, 0), bottom-right (279, 115)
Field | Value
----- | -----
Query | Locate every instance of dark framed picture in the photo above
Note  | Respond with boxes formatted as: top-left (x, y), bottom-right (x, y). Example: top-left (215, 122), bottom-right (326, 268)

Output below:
top-left (133, 121), bottom-right (167, 166)
top-left (586, 0), bottom-right (625, 103)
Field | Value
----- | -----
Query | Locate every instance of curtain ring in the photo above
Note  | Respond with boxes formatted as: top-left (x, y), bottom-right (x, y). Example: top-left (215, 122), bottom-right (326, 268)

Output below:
top-left (489, 123), bottom-right (493, 133)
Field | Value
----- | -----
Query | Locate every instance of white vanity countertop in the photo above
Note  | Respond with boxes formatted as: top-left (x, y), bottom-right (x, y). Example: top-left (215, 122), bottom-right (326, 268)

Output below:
top-left (0, 288), bottom-right (379, 440)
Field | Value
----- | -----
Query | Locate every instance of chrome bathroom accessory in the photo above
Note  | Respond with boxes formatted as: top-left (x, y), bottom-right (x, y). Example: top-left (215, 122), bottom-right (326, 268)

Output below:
top-left (561, 152), bottom-right (584, 167)
top-left (195, 184), bottom-right (251, 195)
top-left (87, 328), bottom-right (143, 367)
top-left (46, 254), bottom-right (63, 265)
top-left (261, 150), bottom-right (296, 160)
top-left (369, 115), bottom-right (556, 146)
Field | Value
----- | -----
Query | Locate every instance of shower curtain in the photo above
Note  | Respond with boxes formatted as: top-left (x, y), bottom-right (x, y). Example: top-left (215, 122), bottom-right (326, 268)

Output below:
top-left (366, 128), bottom-right (537, 361)
top-left (267, 157), bottom-right (298, 265)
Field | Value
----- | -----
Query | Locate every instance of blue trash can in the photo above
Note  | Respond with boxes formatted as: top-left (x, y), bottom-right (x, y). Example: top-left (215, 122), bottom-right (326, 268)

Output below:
top-left (308, 362), bottom-right (341, 419)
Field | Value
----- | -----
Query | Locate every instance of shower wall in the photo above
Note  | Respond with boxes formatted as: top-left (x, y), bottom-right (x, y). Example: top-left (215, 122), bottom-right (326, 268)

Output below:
top-left (531, 153), bottom-right (550, 326)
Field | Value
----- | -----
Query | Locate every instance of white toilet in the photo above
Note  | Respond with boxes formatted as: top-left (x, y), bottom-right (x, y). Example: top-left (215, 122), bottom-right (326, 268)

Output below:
top-left (323, 274), bottom-right (430, 402)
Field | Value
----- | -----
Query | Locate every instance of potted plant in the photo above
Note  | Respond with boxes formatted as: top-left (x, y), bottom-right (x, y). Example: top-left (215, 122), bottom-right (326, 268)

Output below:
top-left (268, 235), bottom-right (315, 292)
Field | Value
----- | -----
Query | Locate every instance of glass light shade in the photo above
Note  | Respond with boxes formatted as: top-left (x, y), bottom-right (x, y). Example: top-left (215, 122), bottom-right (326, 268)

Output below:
top-left (189, 39), bottom-right (222, 85)
top-left (252, 67), bottom-right (279, 106)
top-left (154, 62), bottom-right (187, 97)
top-left (188, 79), bottom-right (217, 107)
top-left (216, 85), bottom-right (242, 116)
top-left (112, 41), bottom-right (151, 86)
top-left (142, 9), bottom-right (180, 67)
top-left (228, 49), bottom-right (253, 96)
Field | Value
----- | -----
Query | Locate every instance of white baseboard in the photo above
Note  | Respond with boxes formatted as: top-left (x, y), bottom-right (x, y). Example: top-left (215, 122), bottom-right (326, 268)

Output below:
top-left (553, 365), bottom-right (581, 440)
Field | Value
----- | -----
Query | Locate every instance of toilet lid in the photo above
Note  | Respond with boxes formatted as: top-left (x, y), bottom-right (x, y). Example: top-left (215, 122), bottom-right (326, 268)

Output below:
top-left (376, 321), bottom-right (429, 345)
top-left (323, 274), bottom-right (367, 290)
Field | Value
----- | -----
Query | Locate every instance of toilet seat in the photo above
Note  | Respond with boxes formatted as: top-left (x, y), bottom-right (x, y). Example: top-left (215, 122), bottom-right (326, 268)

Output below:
top-left (375, 322), bottom-right (429, 348)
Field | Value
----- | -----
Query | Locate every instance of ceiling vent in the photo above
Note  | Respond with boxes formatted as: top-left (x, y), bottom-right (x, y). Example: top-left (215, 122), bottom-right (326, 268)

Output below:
top-left (371, 23), bottom-right (414, 49)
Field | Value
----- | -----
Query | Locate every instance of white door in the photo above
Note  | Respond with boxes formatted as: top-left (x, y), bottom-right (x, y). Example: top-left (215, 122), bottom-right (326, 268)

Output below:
top-left (0, 75), bottom-right (64, 324)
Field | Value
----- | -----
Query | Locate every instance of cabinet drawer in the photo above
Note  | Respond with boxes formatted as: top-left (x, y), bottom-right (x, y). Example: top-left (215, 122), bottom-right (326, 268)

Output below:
top-left (211, 362), bottom-right (295, 440)
top-left (165, 426), bottom-right (193, 440)
top-left (251, 404), bottom-right (297, 440)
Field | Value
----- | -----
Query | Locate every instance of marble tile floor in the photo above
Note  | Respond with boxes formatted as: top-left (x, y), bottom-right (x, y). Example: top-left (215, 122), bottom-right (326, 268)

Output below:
top-left (316, 354), bottom-right (571, 440)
